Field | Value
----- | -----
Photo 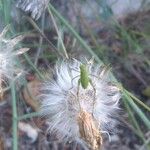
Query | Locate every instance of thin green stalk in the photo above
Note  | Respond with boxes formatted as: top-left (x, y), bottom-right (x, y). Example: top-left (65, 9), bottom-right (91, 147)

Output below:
top-left (113, 19), bottom-right (142, 54)
top-left (3, 0), bottom-right (11, 25)
top-left (48, 8), bottom-right (69, 59)
top-left (123, 98), bottom-right (148, 146)
top-left (123, 90), bottom-right (150, 130)
top-left (25, 16), bottom-right (58, 53)
top-left (125, 89), bottom-right (150, 112)
top-left (140, 138), bottom-right (150, 150)
top-left (23, 53), bottom-right (45, 80)
top-left (18, 112), bottom-right (41, 120)
top-left (34, 13), bottom-right (45, 66)
top-left (11, 81), bottom-right (18, 150)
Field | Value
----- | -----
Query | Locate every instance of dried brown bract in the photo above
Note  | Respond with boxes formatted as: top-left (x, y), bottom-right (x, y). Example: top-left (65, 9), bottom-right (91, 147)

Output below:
top-left (78, 109), bottom-right (102, 150)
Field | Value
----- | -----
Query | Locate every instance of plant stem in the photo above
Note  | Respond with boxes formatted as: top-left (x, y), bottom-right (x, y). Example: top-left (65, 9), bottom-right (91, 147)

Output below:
top-left (48, 8), bottom-right (69, 59)
top-left (23, 53), bottom-right (45, 80)
top-left (123, 98), bottom-right (147, 142)
top-left (125, 89), bottom-right (150, 112)
top-left (123, 90), bottom-right (150, 130)
top-left (18, 112), bottom-right (41, 120)
top-left (11, 81), bottom-right (18, 150)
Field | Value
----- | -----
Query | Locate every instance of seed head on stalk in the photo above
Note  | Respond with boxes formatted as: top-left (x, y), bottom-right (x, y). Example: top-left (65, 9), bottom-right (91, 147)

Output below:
top-left (40, 59), bottom-right (121, 149)
top-left (0, 26), bottom-right (29, 98)
top-left (16, 0), bottom-right (50, 20)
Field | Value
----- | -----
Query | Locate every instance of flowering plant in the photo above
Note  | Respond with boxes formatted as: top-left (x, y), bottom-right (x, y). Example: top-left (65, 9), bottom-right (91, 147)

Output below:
top-left (40, 59), bottom-right (120, 149)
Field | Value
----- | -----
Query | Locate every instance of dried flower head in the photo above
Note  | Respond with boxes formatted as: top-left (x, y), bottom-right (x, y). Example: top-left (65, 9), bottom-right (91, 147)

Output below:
top-left (0, 26), bottom-right (29, 97)
top-left (40, 59), bottom-right (120, 149)
top-left (16, 0), bottom-right (50, 20)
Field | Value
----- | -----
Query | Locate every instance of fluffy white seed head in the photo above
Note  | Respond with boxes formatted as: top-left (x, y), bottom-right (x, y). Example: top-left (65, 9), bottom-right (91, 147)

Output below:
top-left (0, 26), bottom-right (29, 81)
top-left (16, 0), bottom-right (50, 20)
top-left (40, 59), bottom-right (121, 146)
